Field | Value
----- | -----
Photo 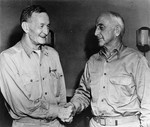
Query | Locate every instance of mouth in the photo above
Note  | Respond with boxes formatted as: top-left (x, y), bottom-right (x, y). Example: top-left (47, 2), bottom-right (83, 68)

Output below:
top-left (40, 36), bottom-right (46, 39)
top-left (97, 37), bottom-right (103, 41)
top-left (40, 33), bottom-right (47, 39)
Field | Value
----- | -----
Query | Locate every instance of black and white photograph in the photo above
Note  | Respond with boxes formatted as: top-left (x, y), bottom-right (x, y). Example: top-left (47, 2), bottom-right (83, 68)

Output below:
top-left (0, 0), bottom-right (150, 127)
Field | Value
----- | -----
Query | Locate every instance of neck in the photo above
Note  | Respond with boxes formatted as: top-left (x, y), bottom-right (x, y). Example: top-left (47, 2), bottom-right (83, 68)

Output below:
top-left (22, 34), bottom-right (41, 50)
top-left (104, 39), bottom-right (121, 53)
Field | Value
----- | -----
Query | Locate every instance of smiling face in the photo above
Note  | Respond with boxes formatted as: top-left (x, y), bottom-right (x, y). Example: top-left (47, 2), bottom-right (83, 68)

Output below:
top-left (27, 12), bottom-right (50, 46)
top-left (95, 14), bottom-right (117, 47)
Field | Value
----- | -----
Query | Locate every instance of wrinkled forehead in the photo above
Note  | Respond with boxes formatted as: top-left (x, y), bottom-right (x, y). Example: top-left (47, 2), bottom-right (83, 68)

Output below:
top-left (29, 12), bottom-right (50, 24)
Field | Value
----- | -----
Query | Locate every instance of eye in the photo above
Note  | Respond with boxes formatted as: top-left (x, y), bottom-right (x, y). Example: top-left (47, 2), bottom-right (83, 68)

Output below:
top-left (96, 24), bottom-right (105, 31)
top-left (99, 25), bottom-right (104, 31)
top-left (40, 24), bottom-right (44, 28)
top-left (47, 24), bottom-right (50, 30)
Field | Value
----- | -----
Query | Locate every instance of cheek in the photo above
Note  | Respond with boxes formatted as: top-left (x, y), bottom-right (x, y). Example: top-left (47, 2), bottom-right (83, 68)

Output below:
top-left (104, 31), bottom-right (113, 39)
top-left (29, 28), bottom-right (37, 36)
top-left (101, 32), bottom-right (108, 40)
top-left (34, 29), bottom-right (41, 36)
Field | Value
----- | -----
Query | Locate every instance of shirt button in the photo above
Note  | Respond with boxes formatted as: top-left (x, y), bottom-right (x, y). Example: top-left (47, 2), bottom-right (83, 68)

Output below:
top-left (104, 73), bottom-right (106, 75)
top-left (35, 99), bottom-right (39, 103)
top-left (101, 99), bottom-right (104, 102)
top-left (43, 77), bottom-right (45, 80)
top-left (45, 92), bottom-right (47, 95)
top-left (103, 86), bottom-right (105, 89)
top-left (30, 79), bottom-right (33, 82)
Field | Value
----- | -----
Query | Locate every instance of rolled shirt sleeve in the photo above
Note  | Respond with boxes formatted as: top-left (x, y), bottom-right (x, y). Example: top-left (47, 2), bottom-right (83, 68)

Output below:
top-left (71, 63), bottom-right (91, 113)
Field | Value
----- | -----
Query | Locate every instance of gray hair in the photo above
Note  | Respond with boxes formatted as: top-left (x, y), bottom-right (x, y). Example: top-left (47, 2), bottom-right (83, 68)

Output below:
top-left (101, 11), bottom-right (125, 39)
top-left (109, 11), bottom-right (125, 39)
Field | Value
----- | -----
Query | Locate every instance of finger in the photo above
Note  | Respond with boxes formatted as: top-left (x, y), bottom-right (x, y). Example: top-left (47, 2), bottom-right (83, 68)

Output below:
top-left (64, 103), bottom-right (72, 108)
top-left (64, 116), bottom-right (73, 123)
top-left (59, 103), bottom-right (66, 107)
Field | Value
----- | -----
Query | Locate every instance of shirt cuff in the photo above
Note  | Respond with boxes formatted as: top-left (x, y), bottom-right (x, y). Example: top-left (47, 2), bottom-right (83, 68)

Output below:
top-left (47, 104), bottom-right (60, 119)
top-left (71, 101), bottom-right (82, 113)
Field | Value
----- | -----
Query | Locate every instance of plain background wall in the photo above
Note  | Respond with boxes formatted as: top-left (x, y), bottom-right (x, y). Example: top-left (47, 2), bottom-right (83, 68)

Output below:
top-left (0, 0), bottom-right (150, 126)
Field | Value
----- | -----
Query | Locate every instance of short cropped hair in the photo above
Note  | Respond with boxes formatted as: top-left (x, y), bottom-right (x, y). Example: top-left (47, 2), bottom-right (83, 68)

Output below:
top-left (20, 5), bottom-right (47, 25)
top-left (109, 11), bottom-right (125, 38)
top-left (99, 11), bottom-right (125, 39)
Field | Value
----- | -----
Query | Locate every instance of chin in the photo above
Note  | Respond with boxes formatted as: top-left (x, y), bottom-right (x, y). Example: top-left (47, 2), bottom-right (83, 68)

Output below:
top-left (99, 42), bottom-right (105, 47)
top-left (38, 40), bottom-right (46, 45)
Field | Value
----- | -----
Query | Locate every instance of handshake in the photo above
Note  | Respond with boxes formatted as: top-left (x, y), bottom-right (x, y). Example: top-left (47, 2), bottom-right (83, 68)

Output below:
top-left (58, 102), bottom-right (76, 123)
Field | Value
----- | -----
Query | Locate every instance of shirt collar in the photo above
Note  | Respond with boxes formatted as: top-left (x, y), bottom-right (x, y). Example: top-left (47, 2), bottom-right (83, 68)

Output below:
top-left (99, 43), bottom-right (124, 61)
top-left (21, 37), bottom-right (46, 57)
top-left (21, 39), bottom-right (33, 57)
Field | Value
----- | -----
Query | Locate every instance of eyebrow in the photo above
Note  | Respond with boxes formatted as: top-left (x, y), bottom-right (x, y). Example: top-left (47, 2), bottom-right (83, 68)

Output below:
top-left (40, 22), bottom-right (50, 26)
top-left (96, 23), bottom-right (104, 27)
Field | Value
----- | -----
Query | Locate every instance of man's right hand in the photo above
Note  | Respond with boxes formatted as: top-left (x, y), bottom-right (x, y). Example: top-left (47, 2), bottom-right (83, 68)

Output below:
top-left (58, 102), bottom-right (76, 123)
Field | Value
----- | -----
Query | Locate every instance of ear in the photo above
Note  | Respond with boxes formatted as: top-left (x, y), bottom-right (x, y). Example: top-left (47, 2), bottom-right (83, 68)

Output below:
top-left (115, 25), bottom-right (121, 37)
top-left (21, 22), bottom-right (29, 33)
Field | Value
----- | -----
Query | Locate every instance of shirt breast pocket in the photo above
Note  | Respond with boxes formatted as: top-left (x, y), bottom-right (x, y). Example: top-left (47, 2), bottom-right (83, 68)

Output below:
top-left (20, 73), bottom-right (41, 101)
top-left (109, 75), bottom-right (135, 97)
top-left (48, 69), bottom-right (62, 98)
top-left (109, 75), bottom-right (132, 86)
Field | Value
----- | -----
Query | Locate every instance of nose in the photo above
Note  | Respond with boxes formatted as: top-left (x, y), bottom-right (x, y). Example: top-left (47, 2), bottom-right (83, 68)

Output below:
top-left (95, 27), bottom-right (99, 36)
top-left (43, 26), bottom-right (49, 35)
top-left (95, 27), bottom-right (100, 36)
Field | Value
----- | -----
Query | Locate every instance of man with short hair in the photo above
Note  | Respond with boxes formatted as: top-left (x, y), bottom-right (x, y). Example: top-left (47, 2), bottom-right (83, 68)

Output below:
top-left (62, 11), bottom-right (150, 127)
top-left (0, 5), bottom-right (68, 127)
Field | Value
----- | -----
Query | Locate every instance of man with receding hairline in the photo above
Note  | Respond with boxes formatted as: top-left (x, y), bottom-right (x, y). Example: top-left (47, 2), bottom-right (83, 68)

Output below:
top-left (61, 11), bottom-right (150, 127)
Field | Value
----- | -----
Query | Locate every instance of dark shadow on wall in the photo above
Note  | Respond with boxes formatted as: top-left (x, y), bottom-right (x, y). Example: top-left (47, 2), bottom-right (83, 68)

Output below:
top-left (84, 26), bottom-right (100, 60)
top-left (73, 69), bottom-right (84, 90)
top-left (0, 92), bottom-right (12, 127)
top-left (7, 25), bottom-right (23, 49)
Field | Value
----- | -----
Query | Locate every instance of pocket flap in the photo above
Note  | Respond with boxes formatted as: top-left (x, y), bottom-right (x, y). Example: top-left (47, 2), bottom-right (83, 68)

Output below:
top-left (110, 76), bottom-right (132, 85)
